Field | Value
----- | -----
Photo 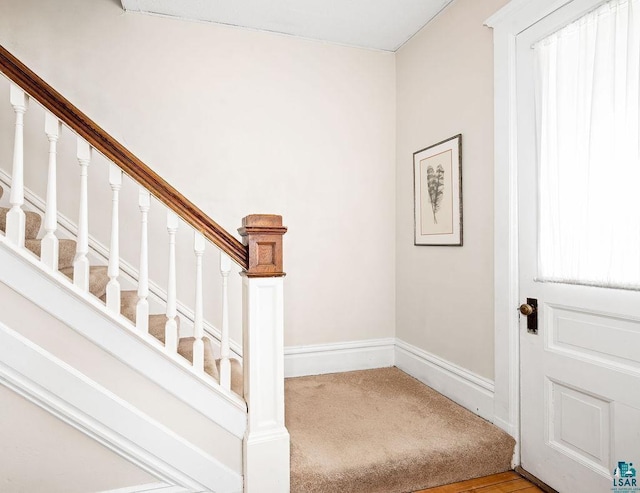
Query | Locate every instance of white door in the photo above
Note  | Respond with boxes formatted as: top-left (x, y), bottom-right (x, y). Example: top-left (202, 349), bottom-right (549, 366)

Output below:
top-left (517, 1), bottom-right (640, 492)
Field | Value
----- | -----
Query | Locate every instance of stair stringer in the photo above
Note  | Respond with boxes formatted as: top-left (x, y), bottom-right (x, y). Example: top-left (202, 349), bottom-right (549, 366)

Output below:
top-left (0, 321), bottom-right (242, 493)
top-left (0, 235), bottom-right (247, 436)
top-left (0, 169), bottom-right (244, 360)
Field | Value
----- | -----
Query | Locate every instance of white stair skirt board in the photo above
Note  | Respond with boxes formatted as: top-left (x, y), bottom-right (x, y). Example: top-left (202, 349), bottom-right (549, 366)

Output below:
top-left (99, 482), bottom-right (190, 493)
top-left (0, 170), bottom-right (242, 360)
top-left (284, 338), bottom-right (396, 378)
top-left (0, 234), bottom-right (247, 439)
top-left (0, 322), bottom-right (243, 493)
top-left (394, 339), bottom-right (495, 422)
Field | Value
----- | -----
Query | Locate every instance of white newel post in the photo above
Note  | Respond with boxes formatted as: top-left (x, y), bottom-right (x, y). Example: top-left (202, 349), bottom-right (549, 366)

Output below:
top-left (42, 112), bottom-right (61, 269)
top-left (238, 215), bottom-right (290, 493)
top-left (165, 211), bottom-right (179, 353)
top-left (6, 84), bottom-right (28, 247)
top-left (106, 164), bottom-right (123, 313)
top-left (73, 138), bottom-right (92, 291)
top-left (136, 189), bottom-right (150, 332)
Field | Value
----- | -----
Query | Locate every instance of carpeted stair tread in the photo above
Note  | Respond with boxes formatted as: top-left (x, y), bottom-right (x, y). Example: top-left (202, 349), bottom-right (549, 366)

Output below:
top-left (137, 313), bottom-right (242, 393)
top-left (25, 238), bottom-right (77, 269)
top-left (177, 336), bottom-right (220, 380)
top-left (119, 290), bottom-right (139, 323)
top-left (0, 207), bottom-right (42, 239)
top-left (215, 358), bottom-right (244, 396)
top-left (286, 367), bottom-right (516, 493)
top-left (108, 305), bottom-right (181, 350)
top-left (60, 265), bottom-right (109, 299)
top-left (147, 314), bottom-right (183, 344)
top-left (98, 290), bottom-right (138, 323)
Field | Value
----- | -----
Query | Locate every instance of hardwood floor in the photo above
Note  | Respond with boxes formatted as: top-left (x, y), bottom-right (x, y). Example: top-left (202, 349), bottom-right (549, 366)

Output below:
top-left (415, 471), bottom-right (543, 493)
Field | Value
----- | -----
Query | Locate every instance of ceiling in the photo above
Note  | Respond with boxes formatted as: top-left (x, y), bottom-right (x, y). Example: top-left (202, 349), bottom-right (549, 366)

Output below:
top-left (119, 0), bottom-right (454, 52)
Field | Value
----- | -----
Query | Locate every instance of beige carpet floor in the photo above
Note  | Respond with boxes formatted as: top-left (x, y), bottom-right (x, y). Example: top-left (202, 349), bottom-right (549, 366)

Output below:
top-left (285, 367), bottom-right (515, 493)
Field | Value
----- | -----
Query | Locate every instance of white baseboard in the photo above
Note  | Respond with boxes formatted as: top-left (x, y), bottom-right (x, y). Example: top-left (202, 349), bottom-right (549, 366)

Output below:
top-left (284, 338), bottom-right (395, 378)
top-left (284, 339), bottom-right (496, 425)
top-left (0, 322), bottom-right (242, 493)
top-left (492, 415), bottom-right (516, 436)
top-left (394, 338), bottom-right (495, 422)
top-left (99, 482), bottom-right (190, 493)
top-left (492, 414), bottom-right (519, 467)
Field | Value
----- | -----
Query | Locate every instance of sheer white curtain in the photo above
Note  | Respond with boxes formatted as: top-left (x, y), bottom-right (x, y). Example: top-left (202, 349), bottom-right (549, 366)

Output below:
top-left (534, 0), bottom-right (640, 289)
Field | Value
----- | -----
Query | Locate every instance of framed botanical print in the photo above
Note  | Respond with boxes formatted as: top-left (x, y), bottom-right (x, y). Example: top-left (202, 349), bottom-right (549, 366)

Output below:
top-left (413, 134), bottom-right (462, 246)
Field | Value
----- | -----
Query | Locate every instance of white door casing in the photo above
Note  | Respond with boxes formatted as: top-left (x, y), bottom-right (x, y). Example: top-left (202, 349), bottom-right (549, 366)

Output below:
top-left (486, 0), bottom-right (579, 456)
top-left (515, 1), bottom-right (640, 492)
top-left (485, 0), bottom-right (569, 448)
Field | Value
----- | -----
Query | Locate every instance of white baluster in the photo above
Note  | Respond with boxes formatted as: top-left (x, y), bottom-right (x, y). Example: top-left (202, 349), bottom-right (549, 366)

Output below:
top-left (6, 85), bottom-right (28, 247)
top-left (165, 211), bottom-right (179, 353)
top-left (219, 251), bottom-right (232, 390)
top-left (73, 139), bottom-right (91, 291)
top-left (136, 189), bottom-right (150, 332)
top-left (41, 113), bottom-right (61, 269)
top-left (193, 232), bottom-right (205, 373)
top-left (106, 164), bottom-right (123, 313)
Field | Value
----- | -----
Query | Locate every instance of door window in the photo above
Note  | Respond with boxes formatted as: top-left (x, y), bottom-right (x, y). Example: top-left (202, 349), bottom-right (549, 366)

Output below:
top-left (534, 0), bottom-right (640, 289)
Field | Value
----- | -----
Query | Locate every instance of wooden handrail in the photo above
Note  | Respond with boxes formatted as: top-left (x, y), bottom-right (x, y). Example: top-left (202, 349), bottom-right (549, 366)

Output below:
top-left (0, 45), bottom-right (249, 268)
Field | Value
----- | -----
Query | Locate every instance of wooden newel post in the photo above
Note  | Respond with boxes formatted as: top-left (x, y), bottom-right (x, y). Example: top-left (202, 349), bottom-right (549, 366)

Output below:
top-left (238, 214), bottom-right (287, 277)
top-left (239, 214), bottom-right (290, 493)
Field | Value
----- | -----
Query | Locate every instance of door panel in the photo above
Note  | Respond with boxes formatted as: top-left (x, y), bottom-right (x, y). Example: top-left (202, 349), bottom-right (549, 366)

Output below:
top-left (517, 1), bottom-right (640, 492)
top-left (548, 379), bottom-right (611, 474)
top-left (548, 305), bottom-right (640, 371)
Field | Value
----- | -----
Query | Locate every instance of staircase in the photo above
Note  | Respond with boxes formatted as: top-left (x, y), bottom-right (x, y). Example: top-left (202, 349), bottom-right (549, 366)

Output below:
top-left (0, 183), bottom-right (242, 391)
top-left (0, 44), bottom-right (289, 493)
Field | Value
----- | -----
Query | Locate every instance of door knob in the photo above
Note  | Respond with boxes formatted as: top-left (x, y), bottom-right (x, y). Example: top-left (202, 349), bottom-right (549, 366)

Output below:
top-left (519, 298), bottom-right (538, 334)
top-left (519, 303), bottom-right (535, 316)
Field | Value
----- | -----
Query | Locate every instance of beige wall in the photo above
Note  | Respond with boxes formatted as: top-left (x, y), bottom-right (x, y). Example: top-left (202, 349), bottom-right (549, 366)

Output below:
top-left (395, 0), bottom-right (508, 379)
top-left (0, 385), bottom-right (155, 493)
top-left (0, 0), bottom-right (510, 381)
top-left (0, 0), bottom-right (397, 347)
